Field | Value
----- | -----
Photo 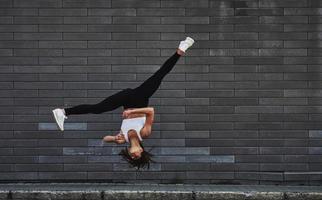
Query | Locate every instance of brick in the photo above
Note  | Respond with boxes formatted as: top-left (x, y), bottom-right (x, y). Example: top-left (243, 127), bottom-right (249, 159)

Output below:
top-left (187, 105), bottom-right (234, 114)
top-left (285, 57), bottom-right (322, 64)
top-left (259, 32), bottom-right (307, 40)
top-left (209, 65), bottom-right (256, 72)
top-left (186, 155), bottom-right (234, 163)
top-left (112, 0), bottom-right (159, 8)
top-left (63, 0), bottom-right (111, 7)
top-left (88, 8), bottom-right (135, 16)
top-left (210, 98), bottom-right (258, 106)
top-left (0, 16), bottom-right (12, 24)
top-left (39, 24), bottom-right (87, 32)
top-left (259, 49), bottom-right (307, 56)
top-left (0, 8), bottom-right (38, 16)
top-left (185, 122), bottom-right (233, 130)
top-left (210, 33), bottom-right (258, 40)
top-left (14, 0), bottom-right (62, 7)
top-left (284, 106), bottom-right (322, 113)
top-left (186, 73), bottom-right (234, 81)
top-left (0, 41), bottom-right (37, 48)
top-left (308, 49), bottom-right (322, 56)
top-left (260, 16), bottom-right (308, 24)
top-left (260, 130), bottom-right (308, 139)
top-left (39, 8), bottom-right (87, 16)
top-left (162, 0), bottom-right (209, 8)
top-left (63, 49), bottom-right (111, 56)
top-left (235, 106), bottom-right (283, 113)
top-left (259, 0), bottom-right (308, 7)
top-left (0, 49), bottom-right (12, 56)
top-left (235, 57), bottom-right (283, 64)
top-left (187, 91), bottom-right (234, 99)
top-left (235, 24), bottom-right (283, 32)
top-left (211, 147), bottom-right (258, 155)
top-left (259, 113), bottom-right (308, 122)
top-left (0, 57), bottom-right (38, 64)
top-left (137, 25), bottom-right (184, 32)
top-left (309, 130), bottom-right (322, 138)
top-left (63, 33), bottom-right (110, 40)
top-left (161, 33), bottom-right (209, 40)
top-left (39, 41), bottom-right (87, 48)
top-left (14, 16), bottom-right (63, 24)
top-left (235, 8), bottom-right (283, 16)
top-left (0, 74), bottom-right (38, 81)
top-left (285, 8), bottom-right (322, 16)
top-left (186, 57), bottom-right (233, 65)
top-left (210, 49), bottom-right (258, 56)
top-left (39, 172), bottom-right (87, 179)
top-left (305, 64), bottom-right (322, 73)
top-left (14, 33), bottom-right (62, 40)
top-left (259, 65), bottom-right (306, 73)
top-left (88, 57), bottom-right (135, 64)
top-left (186, 8), bottom-right (234, 16)
top-left (0, 0), bottom-right (12, 7)
top-left (260, 81), bottom-right (307, 89)
top-left (88, 25), bottom-right (136, 32)
top-left (113, 16), bottom-right (160, 24)
top-left (137, 8), bottom-right (185, 16)
top-left (64, 16), bottom-right (112, 24)
top-left (0, 33), bottom-right (13, 40)
top-left (285, 89), bottom-right (322, 97)
top-left (309, 16), bottom-right (322, 23)
top-left (39, 57), bottom-right (87, 65)
top-left (285, 24), bottom-right (322, 32)
top-left (308, 98), bottom-right (321, 105)
top-left (235, 90), bottom-right (283, 97)
top-left (0, 25), bottom-right (37, 32)
top-left (210, 16), bottom-right (258, 24)
top-left (112, 33), bottom-right (160, 40)
top-left (210, 114), bottom-right (258, 122)
top-left (0, 172), bottom-right (37, 180)
top-left (162, 17), bottom-right (209, 24)
top-left (285, 41), bottom-right (322, 48)
top-left (235, 73), bottom-right (283, 81)
top-left (186, 25), bottom-right (233, 32)
top-left (235, 41), bottom-right (283, 48)
top-left (285, 73), bottom-right (322, 81)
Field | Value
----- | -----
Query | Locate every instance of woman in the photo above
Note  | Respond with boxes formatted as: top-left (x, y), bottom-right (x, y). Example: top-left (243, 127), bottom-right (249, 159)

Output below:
top-left (52, 37), bottom-right (195, 170)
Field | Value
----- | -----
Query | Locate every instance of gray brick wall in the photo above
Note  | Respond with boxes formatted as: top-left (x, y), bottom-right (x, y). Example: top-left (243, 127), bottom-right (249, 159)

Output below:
top-left (0, 0), bottom-right (321, 185)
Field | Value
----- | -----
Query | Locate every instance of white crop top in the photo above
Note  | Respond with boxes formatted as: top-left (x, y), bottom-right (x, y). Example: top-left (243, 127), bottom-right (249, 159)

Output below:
top-left (120, 116), bottom-right (146, 143)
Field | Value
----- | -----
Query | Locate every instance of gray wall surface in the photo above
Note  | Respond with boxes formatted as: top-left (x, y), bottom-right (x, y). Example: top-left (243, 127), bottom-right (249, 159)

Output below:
top-left (0, 0), bottom-right (321, 185)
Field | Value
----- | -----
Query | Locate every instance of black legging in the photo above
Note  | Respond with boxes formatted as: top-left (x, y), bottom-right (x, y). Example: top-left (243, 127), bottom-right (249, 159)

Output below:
top-left (64, 51), bottom-right (181, 116)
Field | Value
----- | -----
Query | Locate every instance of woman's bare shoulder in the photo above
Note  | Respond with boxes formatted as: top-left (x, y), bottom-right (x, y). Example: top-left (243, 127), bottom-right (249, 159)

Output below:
top-left (140, 125), bottom-right (151, 138)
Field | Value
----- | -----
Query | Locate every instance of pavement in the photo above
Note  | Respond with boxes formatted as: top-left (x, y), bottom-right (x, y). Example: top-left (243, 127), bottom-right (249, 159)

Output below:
top-left (0, 182), bottom-right (322, 200)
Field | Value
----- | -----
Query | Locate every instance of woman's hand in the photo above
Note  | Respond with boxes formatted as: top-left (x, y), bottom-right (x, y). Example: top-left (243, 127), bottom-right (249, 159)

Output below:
top-left (114, 133), bottom-right (125, 144)
top-left (122, 110), bottom-right (132, 118)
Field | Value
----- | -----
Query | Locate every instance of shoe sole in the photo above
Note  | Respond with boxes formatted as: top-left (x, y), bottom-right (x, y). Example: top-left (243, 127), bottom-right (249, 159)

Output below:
top-left (185, 37), bottom-right (194, 46)
top-left (52, 110), bottom-right (64, 131)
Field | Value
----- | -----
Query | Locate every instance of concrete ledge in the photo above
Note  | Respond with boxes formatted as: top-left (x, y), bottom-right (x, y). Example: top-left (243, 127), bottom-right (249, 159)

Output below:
top-left (0, 183), bottom-right (322, 200)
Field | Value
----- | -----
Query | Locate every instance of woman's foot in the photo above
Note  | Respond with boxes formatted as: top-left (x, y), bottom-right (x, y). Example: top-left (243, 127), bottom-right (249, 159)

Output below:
top-left (178, 37), bottom-right (195, 53)
top-left (52, 108), bottom-right (67, 131)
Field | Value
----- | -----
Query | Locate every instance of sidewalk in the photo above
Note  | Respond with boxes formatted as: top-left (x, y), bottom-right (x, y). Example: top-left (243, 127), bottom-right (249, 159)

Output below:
top-left (0, 182), bottom-right (322, 200)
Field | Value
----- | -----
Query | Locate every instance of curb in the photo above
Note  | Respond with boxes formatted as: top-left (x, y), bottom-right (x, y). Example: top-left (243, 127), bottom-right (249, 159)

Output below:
top-left (1, 190), bottom-right (322, 200)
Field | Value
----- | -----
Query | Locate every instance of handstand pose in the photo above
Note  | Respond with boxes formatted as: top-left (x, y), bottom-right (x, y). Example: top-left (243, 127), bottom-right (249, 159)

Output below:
top-left (52, 37), bottom-right (195, 170)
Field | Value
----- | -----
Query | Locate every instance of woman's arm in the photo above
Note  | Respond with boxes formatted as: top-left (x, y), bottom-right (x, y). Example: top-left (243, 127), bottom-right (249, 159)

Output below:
top-left (103, 133), bottom-right (126, 144)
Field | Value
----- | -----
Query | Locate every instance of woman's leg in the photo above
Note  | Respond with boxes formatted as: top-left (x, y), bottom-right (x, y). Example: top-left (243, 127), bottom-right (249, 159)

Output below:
top-left (133, 50), bottom-right (183, 99)
top-left (64, 88), bottom-right (131, 116)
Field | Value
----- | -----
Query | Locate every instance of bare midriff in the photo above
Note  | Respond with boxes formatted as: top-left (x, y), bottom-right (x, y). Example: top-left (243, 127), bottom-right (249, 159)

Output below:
top-left (124, 108), bottom-right (146, 119)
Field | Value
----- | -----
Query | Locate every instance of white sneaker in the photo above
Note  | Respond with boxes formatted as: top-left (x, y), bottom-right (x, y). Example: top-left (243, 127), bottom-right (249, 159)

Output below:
top-left (52, 108), bottom-right (67, 131)
top-left (178, 37), bottom-right (195, 53)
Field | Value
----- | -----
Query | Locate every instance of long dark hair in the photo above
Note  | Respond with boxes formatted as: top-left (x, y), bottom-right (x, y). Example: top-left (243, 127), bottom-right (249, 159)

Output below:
top-left (118, 141), bottom-right (156, 171)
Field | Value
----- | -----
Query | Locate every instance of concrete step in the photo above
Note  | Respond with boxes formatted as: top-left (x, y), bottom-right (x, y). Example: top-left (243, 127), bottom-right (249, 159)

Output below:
top-left (0, 182), bottom-right (322, 200)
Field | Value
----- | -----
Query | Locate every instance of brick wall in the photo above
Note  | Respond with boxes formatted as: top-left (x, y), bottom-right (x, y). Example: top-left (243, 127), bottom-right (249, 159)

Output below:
top-left (0, 0), bottom-right (321, 185)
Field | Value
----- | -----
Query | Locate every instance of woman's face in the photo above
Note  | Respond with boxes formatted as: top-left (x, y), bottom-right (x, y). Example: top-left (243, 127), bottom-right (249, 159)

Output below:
top-left (128, 146), bottom-right (143, 159)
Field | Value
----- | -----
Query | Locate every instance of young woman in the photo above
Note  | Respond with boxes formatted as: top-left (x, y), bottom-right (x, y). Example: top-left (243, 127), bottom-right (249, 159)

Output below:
top-left (52, 37), bottom-right (195, 170)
